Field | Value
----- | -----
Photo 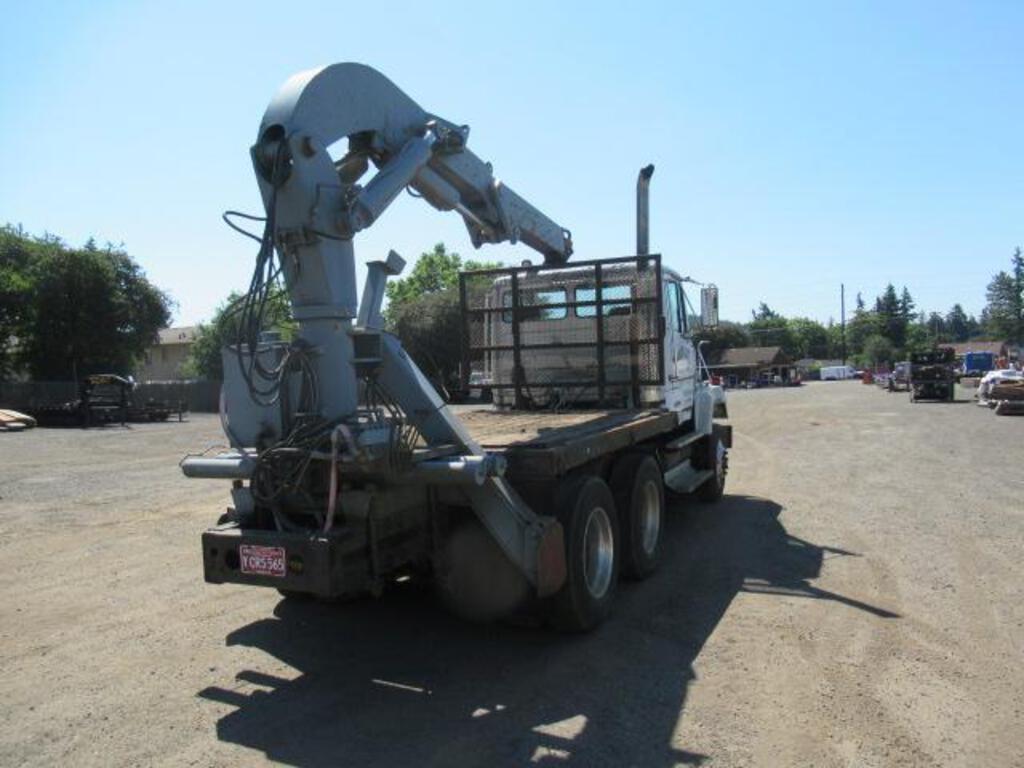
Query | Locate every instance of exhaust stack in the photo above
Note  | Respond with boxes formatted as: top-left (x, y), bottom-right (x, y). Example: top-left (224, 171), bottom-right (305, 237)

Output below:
top-left (636, 164), bottom-right (655, 256)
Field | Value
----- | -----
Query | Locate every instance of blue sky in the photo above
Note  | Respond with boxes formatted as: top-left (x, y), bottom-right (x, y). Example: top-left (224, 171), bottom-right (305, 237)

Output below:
top-left (1, 1), bottom-right (1021, 326)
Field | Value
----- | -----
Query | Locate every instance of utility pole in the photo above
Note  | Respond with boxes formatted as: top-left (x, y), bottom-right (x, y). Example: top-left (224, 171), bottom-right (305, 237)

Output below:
top-left (840, 283), bottom-right (846, 365)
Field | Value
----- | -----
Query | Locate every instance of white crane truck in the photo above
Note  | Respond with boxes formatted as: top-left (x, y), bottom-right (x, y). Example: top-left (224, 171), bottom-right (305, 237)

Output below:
top-left (184, 63), bottom-right (731, 631)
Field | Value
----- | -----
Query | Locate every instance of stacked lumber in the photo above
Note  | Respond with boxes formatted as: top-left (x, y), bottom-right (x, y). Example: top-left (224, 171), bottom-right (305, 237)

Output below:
top-left (994, 400), bottom-right (1024, 416)
top-left (0, 409), bottom-right (37, 430)
top-left (990, 380), bottom-right (1024, 401)
top-left (990, 379), bottom-right (1024, 416)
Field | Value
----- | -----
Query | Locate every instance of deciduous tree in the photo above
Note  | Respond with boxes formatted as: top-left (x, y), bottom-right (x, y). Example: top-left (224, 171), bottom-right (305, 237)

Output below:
top-left (13, 231), bottom-right (172, 380)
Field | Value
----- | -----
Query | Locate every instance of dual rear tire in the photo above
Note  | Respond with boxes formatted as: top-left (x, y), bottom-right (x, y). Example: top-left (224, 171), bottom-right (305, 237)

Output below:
top-left (547, 476), bottom-right (620, 631)
top-left (539, 434), bottom-right (732, 632)
top-left (547, 453), bottom-right (666, 631)
top-left (610, 454), bottom-right (664, 579)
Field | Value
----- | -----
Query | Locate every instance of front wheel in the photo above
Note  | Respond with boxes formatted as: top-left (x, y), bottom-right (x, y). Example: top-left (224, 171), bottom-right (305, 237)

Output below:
top-left (547, 475), bottom-right (619, 632)
top-left (276, 588), bottom-right (313, 601)
top-left (696, 432), bottom-right (728, 503)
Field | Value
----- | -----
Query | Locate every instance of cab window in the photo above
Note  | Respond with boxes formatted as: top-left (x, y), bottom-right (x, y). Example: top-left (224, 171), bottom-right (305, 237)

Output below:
top-left (666, 281), bottom-right (684, 333)
top-left (501, 289), bottom-right (567, 322)
top-left (575, 284), bottom-right (632, 317)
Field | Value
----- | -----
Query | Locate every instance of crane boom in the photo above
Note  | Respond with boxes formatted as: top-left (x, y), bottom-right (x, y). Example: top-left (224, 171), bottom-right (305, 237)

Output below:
top-left (255, 62), bottom-right (572, 265)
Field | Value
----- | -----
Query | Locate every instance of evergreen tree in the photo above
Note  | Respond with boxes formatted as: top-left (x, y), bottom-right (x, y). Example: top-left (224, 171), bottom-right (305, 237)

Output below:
top-left (898, 287), bottom-right (915, 325)
top-left (945, 304), bottom-right (970, 342)
top-left (874, 284), bottom-right (906, 348)
top-left (1013, 246), bottom-right (1024, 342)
top-left (984, 271), bottom-right (1019, 340)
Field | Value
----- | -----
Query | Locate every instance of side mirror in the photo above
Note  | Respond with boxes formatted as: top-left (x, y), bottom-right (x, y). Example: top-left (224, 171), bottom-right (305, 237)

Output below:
top-left (700, 285), bottom-right (719, 328)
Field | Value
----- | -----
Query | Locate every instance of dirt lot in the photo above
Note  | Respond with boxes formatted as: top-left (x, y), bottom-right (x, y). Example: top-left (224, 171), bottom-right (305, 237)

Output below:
top-left (1, 382), bottom-right (1022, 767)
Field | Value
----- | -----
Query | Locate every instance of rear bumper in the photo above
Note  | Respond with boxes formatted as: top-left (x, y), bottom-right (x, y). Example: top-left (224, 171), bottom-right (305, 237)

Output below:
top-left (202, 524), bottom-right (366, 598)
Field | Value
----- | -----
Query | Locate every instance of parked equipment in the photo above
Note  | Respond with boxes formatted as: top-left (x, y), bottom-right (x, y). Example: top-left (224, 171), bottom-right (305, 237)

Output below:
top-left (31, 375), bottom-right (182, 427)
top-left (887, 361), bottom-right (910, 392)
top-left (184, 63), bottom-right (731, 630)
top-left (909, 349), bottom-right (956, 402)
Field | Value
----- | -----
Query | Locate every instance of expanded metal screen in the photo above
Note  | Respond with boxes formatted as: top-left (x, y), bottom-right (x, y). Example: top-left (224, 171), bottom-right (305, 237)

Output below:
top-left (459, 255), bottom-right (665, 408)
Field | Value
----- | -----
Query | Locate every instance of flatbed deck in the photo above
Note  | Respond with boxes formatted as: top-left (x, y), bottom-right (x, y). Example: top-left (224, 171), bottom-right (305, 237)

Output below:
top-left (459, 408), bottom-right (679, 476)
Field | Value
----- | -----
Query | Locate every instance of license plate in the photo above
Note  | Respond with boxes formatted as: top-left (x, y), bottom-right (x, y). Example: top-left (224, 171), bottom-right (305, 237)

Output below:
top-left (239, 544), bottom-right (286, 578)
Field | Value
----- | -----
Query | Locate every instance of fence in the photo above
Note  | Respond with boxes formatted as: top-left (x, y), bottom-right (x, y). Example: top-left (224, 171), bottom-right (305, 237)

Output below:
top-left (0, 379), bottom-right (222, 413)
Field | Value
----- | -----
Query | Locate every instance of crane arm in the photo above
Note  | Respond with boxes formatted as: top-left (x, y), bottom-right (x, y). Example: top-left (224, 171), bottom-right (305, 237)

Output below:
top-left (254, 63), bottom-right (572, 265)
top-left (211, 63), bottom-right (571, 595)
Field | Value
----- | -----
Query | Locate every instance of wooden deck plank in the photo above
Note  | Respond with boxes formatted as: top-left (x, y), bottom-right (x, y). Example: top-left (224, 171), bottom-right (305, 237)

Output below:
top-left (459, 409), bottom-right (663, 449)
top-left (457, 408), bottom-right (680, 477)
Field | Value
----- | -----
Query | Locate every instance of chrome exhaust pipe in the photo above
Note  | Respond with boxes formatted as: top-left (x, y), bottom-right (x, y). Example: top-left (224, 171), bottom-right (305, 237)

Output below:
top-left (636, 164), bottom-right (655, 256)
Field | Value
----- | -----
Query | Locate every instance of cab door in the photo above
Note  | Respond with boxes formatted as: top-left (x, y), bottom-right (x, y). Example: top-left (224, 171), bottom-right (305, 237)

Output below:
top-left (663, 280), bottom-right (696, 415)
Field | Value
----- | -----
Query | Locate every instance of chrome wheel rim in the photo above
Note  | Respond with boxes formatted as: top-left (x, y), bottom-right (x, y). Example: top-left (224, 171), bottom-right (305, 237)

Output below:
top-left (639, 481), bottom-right (661, 556)
top-left (583, 506), bottom-right (614, 599)
top-left (715, 443), bottom-right (727, 486)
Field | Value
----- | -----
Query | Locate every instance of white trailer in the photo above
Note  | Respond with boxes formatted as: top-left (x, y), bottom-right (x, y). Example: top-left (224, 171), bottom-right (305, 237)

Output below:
top-left (820, 365), bottom-right (856, 381)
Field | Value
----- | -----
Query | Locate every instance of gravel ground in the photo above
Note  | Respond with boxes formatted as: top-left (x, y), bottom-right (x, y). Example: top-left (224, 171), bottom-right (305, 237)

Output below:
top-left (1, 382), bottom-right (1022, 767)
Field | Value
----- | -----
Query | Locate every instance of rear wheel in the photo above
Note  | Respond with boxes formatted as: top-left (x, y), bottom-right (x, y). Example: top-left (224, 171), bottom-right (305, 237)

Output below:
top-left (547, 475), bottom-right (619, 632)
top-left (610, 453), bottom-right (664, 579)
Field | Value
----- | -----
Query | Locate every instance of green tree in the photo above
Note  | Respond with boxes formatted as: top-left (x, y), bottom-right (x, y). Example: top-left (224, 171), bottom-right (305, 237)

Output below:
top-left (874, 283), bottom-right (908, 348)
top-left (904, 321), bottom-right (933, 355)
top-left (388, 290), bottom-right (466, 394)
top-left (14, 233), bottom-right (172, 379)
top-left (383, 243), bottom-right (500, 393)
top-left (898, 287), bottom-right (915, 329)
top-left (980, 248), bottom-right (1024, 342)
top-left (924, 311), bottom-right (948, 342)
top-left (983, 270), bottom-right (1020, 340)
top-left (0, 225), bottom-right (39, 379)
top-left (747, 318), bottom-right (796, 356)
top-left (1013, 246), bottom-right (1024, 342)
top-left (694, 320), bottom-right (751, 360)
top-left (745, 303), bottom-right (796, 354)
top-left (750, 302), bottom-right (779, 322)
top-left (786, 317), bottom-right (830, 359)
top-left (187, 287), bottom-right (293, 380)
top-left (860, 334), bottom-right (894, 367)
top-left (945, 304), bottom-right (970, 342)
top-left (845, 306), bottom-right (880, 358)
top-left (384, 243), bottom-right (498, 318)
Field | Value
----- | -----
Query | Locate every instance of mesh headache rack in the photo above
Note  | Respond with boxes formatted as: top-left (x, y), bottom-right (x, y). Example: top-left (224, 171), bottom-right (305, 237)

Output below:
top-left (459, 255), bottom-right (666, 409)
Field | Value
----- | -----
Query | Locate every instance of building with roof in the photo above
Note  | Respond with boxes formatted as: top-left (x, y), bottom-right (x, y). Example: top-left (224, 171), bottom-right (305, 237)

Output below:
top-left (707, 346), bottom-right (794, 387)
top-left (942, 340), bottom-right (1014, 361)
top-left (136, 326), bottom-right (198, 381)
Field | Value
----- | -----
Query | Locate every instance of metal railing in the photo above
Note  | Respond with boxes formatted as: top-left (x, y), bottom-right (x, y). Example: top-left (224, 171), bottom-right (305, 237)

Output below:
top-left (459, 255), bottom-right (665, 409)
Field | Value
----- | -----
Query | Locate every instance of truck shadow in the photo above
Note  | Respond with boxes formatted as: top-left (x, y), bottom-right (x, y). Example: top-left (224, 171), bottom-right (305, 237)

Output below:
top-left (199, 495), bottom-right (898, 767)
